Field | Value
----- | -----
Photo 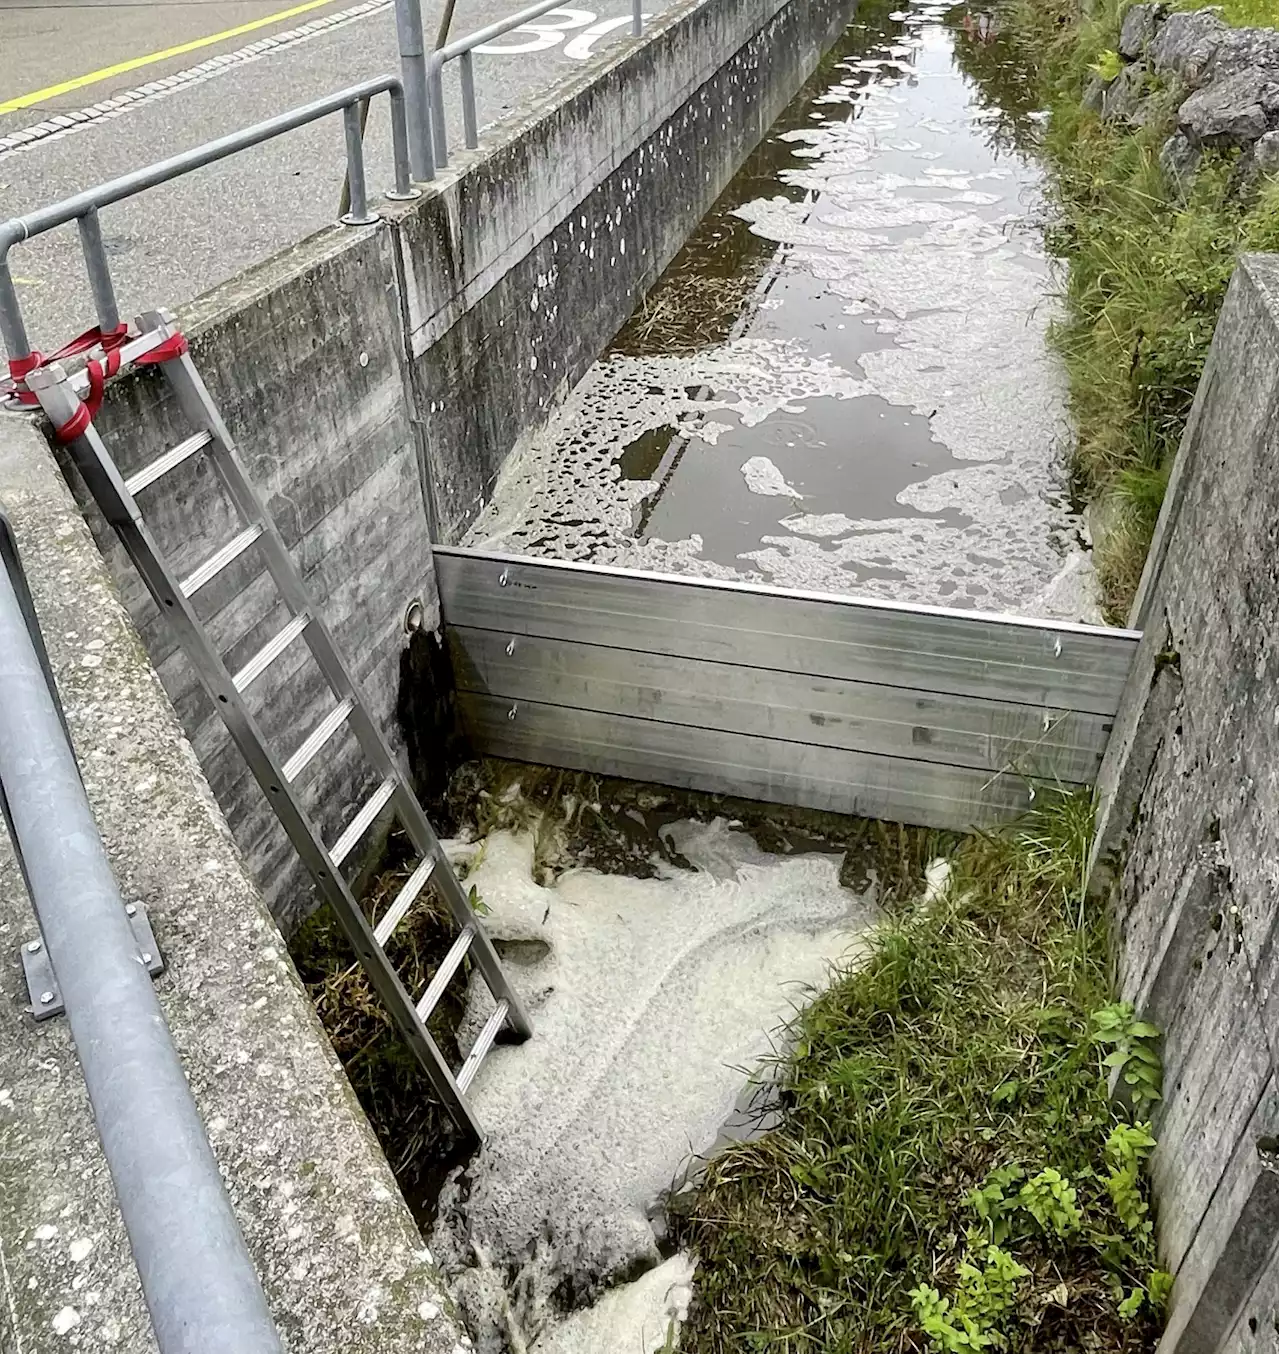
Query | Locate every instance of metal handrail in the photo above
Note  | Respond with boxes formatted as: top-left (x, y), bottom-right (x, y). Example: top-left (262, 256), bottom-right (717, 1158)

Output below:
top-left (0, 76), bottom-right (419, 365)
top-left (0, 516), bottom-right (283, 1354)
top-left (423, 0), bottom-right (644, 173)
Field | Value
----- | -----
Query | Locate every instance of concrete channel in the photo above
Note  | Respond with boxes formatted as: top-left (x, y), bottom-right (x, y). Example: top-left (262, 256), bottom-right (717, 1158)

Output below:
top-left (0, 0), bottom-right (1274, 1347)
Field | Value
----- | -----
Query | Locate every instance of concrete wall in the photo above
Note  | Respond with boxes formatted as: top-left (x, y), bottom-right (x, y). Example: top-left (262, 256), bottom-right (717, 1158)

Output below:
top-left (63, 227), bottom-right (437, 935)
top-left (1090, 254), bottom-right (1279, 1354)
top-left (400, 0), bottom-right (855, 541)
top-left (46, 0), bottom-right (854, 933)
top-left (0, 415), bottom-right (468, 1354)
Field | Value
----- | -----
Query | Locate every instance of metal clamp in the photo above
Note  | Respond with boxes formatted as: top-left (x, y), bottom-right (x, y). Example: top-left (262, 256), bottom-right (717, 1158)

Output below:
top-left (23, 903), bottom-right (164, 1022)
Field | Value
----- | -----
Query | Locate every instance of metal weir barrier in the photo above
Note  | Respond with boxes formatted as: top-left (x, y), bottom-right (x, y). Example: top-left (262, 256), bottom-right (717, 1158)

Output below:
top-left (436, 549), bottom-right (1141, 832)
top-left (0, 77), bottom-right (418, 370)
top-left (0, 520), bottom-right (283, 1354)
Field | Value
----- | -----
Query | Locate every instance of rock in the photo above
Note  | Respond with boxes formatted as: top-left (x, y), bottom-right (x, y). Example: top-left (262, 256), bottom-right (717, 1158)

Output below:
top-left (1206, 26), bottom-right (1280, 84)
top-left (1149, 9), bottom-right (1228, 84)
top-left (1119, 3), bottom-right (1163, 59)
top-left (1160, 129), bottom-right (1203, 188)
top-left (1252, 127), bottom-right (1280, 175)
top-left (1179, 68), bottom-right (1277, 146)
top-left (1231, 128), bottom-right (1280, 197)
top-left (1102, 61), bottom-right (1151, 123)
top-left (1083, 73), bottom-right (1109, 113)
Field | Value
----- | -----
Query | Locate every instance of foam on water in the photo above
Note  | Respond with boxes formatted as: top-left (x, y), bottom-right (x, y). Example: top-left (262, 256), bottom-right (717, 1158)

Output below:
top-left (465, 9), bottom-right (1101, 622)
top-left (430, 820), bottom-right (878, 1353)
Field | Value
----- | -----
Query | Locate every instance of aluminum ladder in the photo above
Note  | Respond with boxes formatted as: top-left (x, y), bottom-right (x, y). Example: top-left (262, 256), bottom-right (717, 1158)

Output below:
top-left (23, 311), bottom-right (530, 1146)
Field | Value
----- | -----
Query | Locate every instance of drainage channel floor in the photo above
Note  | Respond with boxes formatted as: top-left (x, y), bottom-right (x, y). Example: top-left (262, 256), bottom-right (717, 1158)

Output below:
top-left (432, 3), bottom-right (1090, 1348)
top-left (465, 0), bottom-right (1100, 623)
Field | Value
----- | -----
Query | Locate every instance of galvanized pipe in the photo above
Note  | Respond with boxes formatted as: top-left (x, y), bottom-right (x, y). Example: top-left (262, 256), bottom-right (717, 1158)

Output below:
top-left (0, 566), bottom-right (284, 1354)
top-left (427, 0), bottom-right (570, 168)
top-left (0, 256), bottom-right (31, 360)
top-left (340, 103), bottom-right (375, 224)
top-left (632, 0), bottom-right (643, 38)
top-left (386, 87), bottom-right (419, 197)
top-left (0, 76), bottom-right (407, 364)
top-left (76, 208), bottom-right (121, 333)
top-left (393, 0), bottom-right (434, 180)
top-left (459, 51), bottom-right (478, 150)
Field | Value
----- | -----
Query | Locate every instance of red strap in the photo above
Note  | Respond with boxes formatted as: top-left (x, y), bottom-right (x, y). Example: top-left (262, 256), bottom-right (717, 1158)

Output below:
top-left (8, 351), bottom-right (43, 381)
top-left (6, 323), bottom-right (130, 406)
top-left (53, 348), bottom-right (121, 444)
top-left (135, 332), bottom-right (188, 365)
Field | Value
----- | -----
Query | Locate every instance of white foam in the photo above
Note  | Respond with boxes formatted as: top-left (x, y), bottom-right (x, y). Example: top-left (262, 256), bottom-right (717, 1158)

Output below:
top-left (741, 455), bottom-right (804, 497)
top-left (431, 821), bottom-right (877, 1353)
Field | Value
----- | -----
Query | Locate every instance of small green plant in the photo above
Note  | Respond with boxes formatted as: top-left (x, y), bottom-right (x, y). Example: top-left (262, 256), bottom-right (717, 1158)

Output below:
top-left (1018, 1168), bottom-right (1083, 1237)
top-left (1118, 1268), bottom-right (1175, 1321)
top-left (1092, 1003), bottom-right (1163, 1117)
top-left (1089, 47), bottom-right (1124, 80)
top-left (911, 1246), bottom-right (1030, 1351)
top-left (1105, 1121), bottom-right (1157, 1236)
top-left (910, 1285), bottom-right (993, 1352)
top-left (968, 1164), bottom-right (1026, 1245)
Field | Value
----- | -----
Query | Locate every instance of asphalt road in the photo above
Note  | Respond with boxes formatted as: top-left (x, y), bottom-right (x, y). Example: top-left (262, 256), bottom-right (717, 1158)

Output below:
top-left (0, 0), bottom-right (646, 352)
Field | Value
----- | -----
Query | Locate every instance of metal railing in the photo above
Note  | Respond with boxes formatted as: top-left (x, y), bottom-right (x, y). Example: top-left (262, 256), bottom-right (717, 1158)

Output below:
top-left (0, 76), bottom-right (418, 366)
top-left (0, 516), bottom-right (283, 1354)
top-left (421, 0), bottom-right (644, 172)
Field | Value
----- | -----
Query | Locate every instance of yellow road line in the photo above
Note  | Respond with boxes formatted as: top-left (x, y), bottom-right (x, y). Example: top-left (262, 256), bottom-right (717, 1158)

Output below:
top-left (0, 0), bottom-right (343, 115)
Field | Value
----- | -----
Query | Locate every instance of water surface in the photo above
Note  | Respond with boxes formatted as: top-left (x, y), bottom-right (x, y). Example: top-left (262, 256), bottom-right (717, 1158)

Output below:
top-left (467, 0), bottom-right (1099, 620)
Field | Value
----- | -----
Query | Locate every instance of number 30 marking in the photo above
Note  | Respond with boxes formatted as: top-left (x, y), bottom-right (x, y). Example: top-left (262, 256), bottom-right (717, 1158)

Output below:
top-left (474, 9), bottom-right (650, 59)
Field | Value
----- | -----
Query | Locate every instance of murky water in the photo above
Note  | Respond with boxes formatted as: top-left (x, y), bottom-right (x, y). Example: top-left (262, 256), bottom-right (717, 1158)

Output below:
top-left (466, 0), bottom-right (1101, 621)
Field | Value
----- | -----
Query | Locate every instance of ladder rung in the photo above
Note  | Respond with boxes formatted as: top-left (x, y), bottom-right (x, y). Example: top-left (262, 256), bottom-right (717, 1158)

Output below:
top-left (232, 612), bottom-right (310, 692)
top-left (179, 523), bottom-right (263, 597)
top-left (374, 856), bottom-right (436, 947)
top-left (414, 924), bottom-right (474, 1020)
top-left (282, 696), bottom-right (354, 783)
top-left (329, 778), bottom-right (396, 868)
top-left (124, 430), bottom-right (212, 496)
top-left (457, 1000), bottom-right (509, 1093)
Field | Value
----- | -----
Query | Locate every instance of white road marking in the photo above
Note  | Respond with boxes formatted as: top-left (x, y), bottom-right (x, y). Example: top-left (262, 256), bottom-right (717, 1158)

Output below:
top-left (0, 3), bottom-right (639, 165)
top-left (0, 0), bottom-right (395, 161)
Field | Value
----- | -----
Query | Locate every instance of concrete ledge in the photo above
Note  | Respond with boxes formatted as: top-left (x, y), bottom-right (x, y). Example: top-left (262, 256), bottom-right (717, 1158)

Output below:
top-left (0, 414), bottom-right (467, 1353)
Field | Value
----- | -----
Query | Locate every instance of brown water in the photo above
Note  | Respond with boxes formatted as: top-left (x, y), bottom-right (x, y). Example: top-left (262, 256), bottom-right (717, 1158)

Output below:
top-left (465, 0), bottom-right (1100, 620)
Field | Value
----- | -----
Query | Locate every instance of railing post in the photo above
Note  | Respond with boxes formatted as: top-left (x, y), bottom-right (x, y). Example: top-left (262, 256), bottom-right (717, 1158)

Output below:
top-left (459, 50), bottom-right (478, 150)
top-left (385, 88), bottom-right (422, 199)
top-left (0, 247), bottom-right (33, 367)
top-left (339, 103), bottom-right (377, 225)
top-left (76, 208), bottom-right (121, 333)
top-left (0, 558), bottom-right (284, 1354)
top-left (393, 0), bottom-right (433, 181)
top-left (429, 53), bottom-right (449, 169)
top-left (632, 0), bottom-right (642, 38)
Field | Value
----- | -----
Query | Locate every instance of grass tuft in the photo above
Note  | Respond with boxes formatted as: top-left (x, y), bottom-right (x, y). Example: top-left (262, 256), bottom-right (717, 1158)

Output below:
top-left (951, 0), bottom-right (1278, 622)
top-left (672, 793), bottom-right (1166, 1353)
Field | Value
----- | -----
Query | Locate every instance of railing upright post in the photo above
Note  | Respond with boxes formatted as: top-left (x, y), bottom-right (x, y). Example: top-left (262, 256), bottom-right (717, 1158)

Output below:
top-left (632, 0), bottom-right (642, 38)
top-left (340, 104), bottom-right (377, 225)
top-left (429, 54), bottom-right (449, 168)
top-left (76, 208), bottom-right (121, 333)
top-left (393, 0), bottom-right (434, 181)
top-left (459, 51), bottom-right (478, 149)
top-left (0, 249), bottom-right (33, 367)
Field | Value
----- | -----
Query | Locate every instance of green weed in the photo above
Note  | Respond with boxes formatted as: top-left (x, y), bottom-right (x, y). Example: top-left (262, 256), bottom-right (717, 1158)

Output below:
top-left (951, 0), bottom-right (1279, 621)
top-left (672, 793), bottom-right (1168, 1352)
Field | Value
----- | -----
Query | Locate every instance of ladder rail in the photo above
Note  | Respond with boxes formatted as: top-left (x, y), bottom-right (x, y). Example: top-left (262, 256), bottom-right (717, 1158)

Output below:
top-left (152, 318), bottom-right (532, 1041)
top-left (25, 357), bottom-right (490, 1143)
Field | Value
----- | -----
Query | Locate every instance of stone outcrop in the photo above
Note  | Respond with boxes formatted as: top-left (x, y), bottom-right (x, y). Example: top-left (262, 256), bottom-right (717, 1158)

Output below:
top-left (1092, 2), bottom-right (1277, 193)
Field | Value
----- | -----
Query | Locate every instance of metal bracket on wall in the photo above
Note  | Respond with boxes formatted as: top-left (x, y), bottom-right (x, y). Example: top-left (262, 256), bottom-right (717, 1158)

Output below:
top-left (22, 903), bottom-right (164, 1021)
